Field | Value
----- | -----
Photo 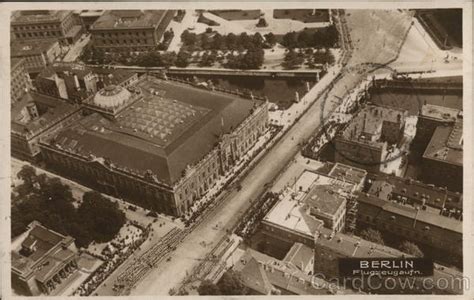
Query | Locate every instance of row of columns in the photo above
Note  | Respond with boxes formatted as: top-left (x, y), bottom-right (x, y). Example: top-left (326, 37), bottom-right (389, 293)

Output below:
top-left (39, 260), bottom-right (78, 295)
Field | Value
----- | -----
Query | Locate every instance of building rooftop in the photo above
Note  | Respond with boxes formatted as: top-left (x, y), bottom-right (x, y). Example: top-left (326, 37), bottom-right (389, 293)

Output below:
top-left (11, 221), bottom-right (74, 277)
top-left (369, 174), bottom-right (462, 210)
top-left (316, 225), bottom-right (404, 258)
top-left (305, 184), bottom-right (346, 217)
top-left (340, 105), bottom-right (406, 146)
top-left (368, 180), bottom-right (393, 200)
top-left (11, 10), bottom-right (71, 24)
top-left (356, 192), bottom-right (462, 233)
top-left (282, 242), bottom-right (314, 272)
top-left (11, 57), bottom-right (24, 69)
top-left (91, 10), bottom-right (168, 30)
top-left (11, 39), bottom-right (58, 57)
top-left (235, 248), bottom-right (348, 295)
top-left (11, 93), bottom-right (79, 139)
top-left (420, 104), bottom-right (460, 122)
top-left (423, 121), bottom-right (462, 166)
top-left (264, 171), bottom-right (354, 237)
top-left (328, 163), bottom-right (367, 187)
top-left (45, 78), bottom-right (261, 185)
top-left (79, 10), bottom-right (105, 18)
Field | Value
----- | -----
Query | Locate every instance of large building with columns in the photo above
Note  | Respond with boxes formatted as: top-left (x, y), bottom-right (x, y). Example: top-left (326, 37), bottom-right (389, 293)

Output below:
top-left (39, 76), bottom-right (269, 217)
top-left (11, 221), bottom-right (79, 296)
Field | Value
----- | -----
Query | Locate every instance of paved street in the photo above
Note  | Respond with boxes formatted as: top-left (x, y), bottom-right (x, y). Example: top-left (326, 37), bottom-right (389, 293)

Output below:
top-left (132, 9), bottom-right (414, 295)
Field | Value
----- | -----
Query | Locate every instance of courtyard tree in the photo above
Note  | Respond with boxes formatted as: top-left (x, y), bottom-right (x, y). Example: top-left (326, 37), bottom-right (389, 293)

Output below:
top-left (264, 32), bottom-right (277, 47)
top-left (400, 241), bottom-right (424, 257)
top-left (77, 191), bottom-right (126, 245)
top-left (360, 228), bottom-right (385, 245)
top-left (176, 50), bottom-right (192, 67)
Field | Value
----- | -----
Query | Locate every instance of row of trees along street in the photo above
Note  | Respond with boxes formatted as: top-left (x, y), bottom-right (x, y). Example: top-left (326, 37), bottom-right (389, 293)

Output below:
top-left (12, 165), bottom-right (126, 248)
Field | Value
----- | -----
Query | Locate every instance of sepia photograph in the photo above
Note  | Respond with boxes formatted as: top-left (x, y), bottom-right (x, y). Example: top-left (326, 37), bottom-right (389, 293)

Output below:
top-left (1, 1), bottom-right (472, 298)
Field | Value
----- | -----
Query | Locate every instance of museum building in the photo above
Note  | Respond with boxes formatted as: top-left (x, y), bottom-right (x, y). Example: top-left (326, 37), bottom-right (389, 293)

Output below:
top-left (39, 76), bottom-right (269, 217)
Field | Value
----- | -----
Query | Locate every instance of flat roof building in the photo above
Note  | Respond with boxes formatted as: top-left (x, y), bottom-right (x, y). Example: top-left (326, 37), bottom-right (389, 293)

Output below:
top-left (356, 191), bottom-right (462, 258)
top-left (11, 221), bottom-right (79, 296)
top-left (11, 10), bottom-right (82, 45)
top-left (90, 10), bottom-right (175, 52)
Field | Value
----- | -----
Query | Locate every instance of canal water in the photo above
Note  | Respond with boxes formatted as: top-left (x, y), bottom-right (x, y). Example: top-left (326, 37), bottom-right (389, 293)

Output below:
top-left (169, 74), bottom-right (318, 110)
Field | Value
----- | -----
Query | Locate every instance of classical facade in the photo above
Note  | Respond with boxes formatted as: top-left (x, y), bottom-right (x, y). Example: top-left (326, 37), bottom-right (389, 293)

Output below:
top-left (90, 10), bottom-right (175, 52)
top-left (11, 58), bottom-right (33, 103)
top-left (11, 221), bottom-right (79, 296)
top-left (11, 10), bottom-right (82, 45)
top-left (39, 76), bottom-right (269, 217)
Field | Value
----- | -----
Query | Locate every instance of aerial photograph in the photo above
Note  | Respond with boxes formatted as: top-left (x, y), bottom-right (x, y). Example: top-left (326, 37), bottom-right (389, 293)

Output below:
top-left (8, 6), bottom-right (466, 297)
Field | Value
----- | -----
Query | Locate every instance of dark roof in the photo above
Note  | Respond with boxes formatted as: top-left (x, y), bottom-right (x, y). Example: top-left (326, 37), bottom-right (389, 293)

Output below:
top-left (91, 10), bottom-right (168, 30)
top-left (370, 174), bottom-right (462, 210)
top-left (11, 39), bottom-right (59, 57)
top-left (238, 257), bottom-right (273, 294)
top-left (423, 122), bottom-right (463, 166)
top-left (315, 226), bottom-right (404, 258)
top-left (11, 92), bottom-right (79, 139)
top-left (11, 57), bottom-right (24, 69)
top-left (47, 78), bottom-right (261, 185)
top-left (328, 163), bottom-right (367, 186)
top-left (368, 180), bottom-right (393, 200)
top-left (236, 248), bottom-right (339, 295)
top-left (12, 222), bottom-right (74, 277)
top-left (304, 184), bottom-right (346, 216)
top-left (282, 243), bottom-right (313, 271)
top-left (357, 192), bottom-right (462, 233)
top-left (12, 10), bottom-right (71, 24)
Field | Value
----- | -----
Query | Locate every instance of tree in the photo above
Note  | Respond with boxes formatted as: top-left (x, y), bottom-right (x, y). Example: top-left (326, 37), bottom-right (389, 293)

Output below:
top-left (282, 48), bottom-right (304, 69)
top-left (400, 241), bottom-right (424, 257)
top-left (181, 30), bottom-right (198, 47)
top-left (212, 32), bottom-right (225, 50)
top-left (360, 228), bottom-right (385, 245)
top-left (225, 33), bottom-right (238, 50)
top-left (217, 270), bottom-right (248, 295)
top-left (264, 32), bottom-right (277, 47)
top-left (282, 31), bottom-right (299, 49)
top-left (159, 52), bottom-right (177, 67)
top-left (256, 17), bottom-right (268, 27)
top-left (17, 165), bottom-right (36, 186)
top-left (77, 191), bottom-right (126, 246)
top-left (198, 280), bottom-right (221, 295)
top-left (11, 167), bottom-right (125, 248)
top-left (199, 51), bottom-right (216, 67)
top-left (176, 50), bottom-right (191, 67)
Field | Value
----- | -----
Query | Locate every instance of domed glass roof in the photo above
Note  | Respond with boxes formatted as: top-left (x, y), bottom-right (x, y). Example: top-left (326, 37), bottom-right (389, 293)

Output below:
top-left (93, 85), bottom-right (131, 108)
